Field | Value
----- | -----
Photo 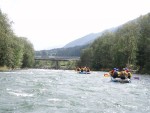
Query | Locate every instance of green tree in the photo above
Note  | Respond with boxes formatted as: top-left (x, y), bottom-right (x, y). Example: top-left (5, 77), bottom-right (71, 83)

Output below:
top-left (21, 37), bottom-right (35, 68)
top-left (136, 14), bottom-right (150, 73)
top-left (0, 10), bottom-right (14, 67)
top-left (79, 12), bottom-right (150, 74)
top-left (78, 47), bottom-right (93, 68)
top-left (0, 9), bottom-right (35, 69)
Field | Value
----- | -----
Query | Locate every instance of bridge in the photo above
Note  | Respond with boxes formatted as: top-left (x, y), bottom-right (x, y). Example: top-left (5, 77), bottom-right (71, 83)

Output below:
top-left (34, 56), bottom-right (80, 69)
top-left (34, 56), bottom-right (80, 61)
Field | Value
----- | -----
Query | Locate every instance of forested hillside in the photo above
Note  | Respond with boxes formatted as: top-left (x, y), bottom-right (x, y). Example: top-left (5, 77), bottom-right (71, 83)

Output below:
top-left (35, 44), bottom-right (89, 58)
top-left (78, 13), bottom-right (150, 74)
top-left (0, 9), bottom-right (34, 70)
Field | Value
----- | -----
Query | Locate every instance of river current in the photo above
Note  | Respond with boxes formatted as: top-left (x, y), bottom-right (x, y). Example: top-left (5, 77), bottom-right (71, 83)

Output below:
top-left (0, 69), bottom-right (150, 113)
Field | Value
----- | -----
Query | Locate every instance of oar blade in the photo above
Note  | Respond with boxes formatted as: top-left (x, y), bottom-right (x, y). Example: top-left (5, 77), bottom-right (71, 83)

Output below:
top-left (104, 73), bottom-right (110, 77)
top-left (133, 76), bottom-right (140, 80)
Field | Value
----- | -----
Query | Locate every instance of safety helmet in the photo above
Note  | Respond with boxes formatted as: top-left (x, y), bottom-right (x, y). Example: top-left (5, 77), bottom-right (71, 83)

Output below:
top-left (113, 68), bottom-right (116, 70)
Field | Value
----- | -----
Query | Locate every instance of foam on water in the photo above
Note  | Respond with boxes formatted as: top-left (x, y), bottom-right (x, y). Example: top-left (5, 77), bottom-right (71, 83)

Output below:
top-left (8, 91), bottom-right (33, 97)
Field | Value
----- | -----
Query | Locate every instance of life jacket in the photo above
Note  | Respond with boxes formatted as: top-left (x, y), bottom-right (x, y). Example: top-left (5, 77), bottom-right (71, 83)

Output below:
top-left (109, 70), bottom-right (114, 76)
top-left (76, 68), bottom-right (80, 71)
top-left (128, 72), bottom-right (132, 77)
top-left (86, 68), bottom-right (90, 72)
top-left (122, 71), bottom-right (128, 76)
top-left (81, 68), bottom-right (84, 72)
top-left (117, 72), bottom-right (122, 76)
top-left (125, 69), bottom-right (132, 77)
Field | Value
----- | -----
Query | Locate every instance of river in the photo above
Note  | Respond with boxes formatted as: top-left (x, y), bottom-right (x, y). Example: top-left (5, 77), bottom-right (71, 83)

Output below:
top-left (0, 69), bottom-right (150, 113)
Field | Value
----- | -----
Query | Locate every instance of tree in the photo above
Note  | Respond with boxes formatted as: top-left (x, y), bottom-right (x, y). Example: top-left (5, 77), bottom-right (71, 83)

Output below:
top-left (78, 47), bottom-right (93, 68)
top-left (0, 9), bottom-right (35, 69)
top-left (21, 37), bottom-right (35, 68)
top-left (136, 14), bottom-right (150, 73)
top-left (0, 9), bottom-right (14, 67)
top-left (78, 12), bottom-right (150, 74)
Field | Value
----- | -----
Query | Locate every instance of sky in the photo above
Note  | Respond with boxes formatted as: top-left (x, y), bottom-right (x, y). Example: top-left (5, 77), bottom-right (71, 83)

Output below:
top-left (0, 0), bottom-right (150, 50)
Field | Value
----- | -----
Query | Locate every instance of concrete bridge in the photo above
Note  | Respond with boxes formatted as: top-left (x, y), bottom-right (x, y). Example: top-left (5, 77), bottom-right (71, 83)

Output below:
top-left (34, 56), bottom-right (80, 61)
top-left (34, 56), bottom-right (80, 69)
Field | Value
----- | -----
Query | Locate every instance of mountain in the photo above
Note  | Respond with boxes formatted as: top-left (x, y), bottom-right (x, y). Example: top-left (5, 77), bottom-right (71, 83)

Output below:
top-left (35, 27), bottom-right (118, 58)
top-left (63, 32), bottom-right (102, 48)
top-left (63, 27), bottom-right (118, 48)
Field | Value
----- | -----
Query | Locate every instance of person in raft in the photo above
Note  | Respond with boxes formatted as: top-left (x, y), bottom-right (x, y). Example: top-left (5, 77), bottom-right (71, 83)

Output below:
top-left (120, 68), bottom-right (132, 79)
top-left (109, 68), bottom-right (119, 78)
top-left (125, 68), bottom-right (132, 79)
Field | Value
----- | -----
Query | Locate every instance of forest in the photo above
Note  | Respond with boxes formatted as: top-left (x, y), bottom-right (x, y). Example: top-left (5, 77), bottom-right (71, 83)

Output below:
top-left (35, 44), bottom-right (89, 58)
top-left (0, 9), bottom-right (34, 70)
top-left (78, 13), bottom-right (150, 74)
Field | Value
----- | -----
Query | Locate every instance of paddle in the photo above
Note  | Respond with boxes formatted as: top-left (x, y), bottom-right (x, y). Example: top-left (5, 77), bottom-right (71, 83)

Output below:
top-left (133, 76), bottom-right (140, 80)
top-left (104, 73), bottom-right (110, 77)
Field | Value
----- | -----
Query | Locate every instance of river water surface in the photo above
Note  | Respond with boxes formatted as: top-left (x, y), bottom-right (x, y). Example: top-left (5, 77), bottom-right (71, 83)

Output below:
top-left (0, 69), bottom-right (150, 113)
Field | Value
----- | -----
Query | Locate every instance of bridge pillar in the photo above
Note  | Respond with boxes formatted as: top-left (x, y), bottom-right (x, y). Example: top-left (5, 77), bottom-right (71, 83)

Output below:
top-left (55, 60), bottom-right (59, 69)
top-left (51, 60), bottom-right (60, 69)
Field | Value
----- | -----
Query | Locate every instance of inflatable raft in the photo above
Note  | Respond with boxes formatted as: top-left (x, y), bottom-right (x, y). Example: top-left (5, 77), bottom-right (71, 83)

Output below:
top-left (78, 71), bottom-right (90, 74)
top-left (111, 77), bottom-right (131, 83)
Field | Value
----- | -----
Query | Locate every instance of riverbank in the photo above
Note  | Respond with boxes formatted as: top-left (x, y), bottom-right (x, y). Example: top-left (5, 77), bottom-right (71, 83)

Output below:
top-left (0, 66), bottom-right (9, 71)
top-left (0, 66), bottom-right (20, 72)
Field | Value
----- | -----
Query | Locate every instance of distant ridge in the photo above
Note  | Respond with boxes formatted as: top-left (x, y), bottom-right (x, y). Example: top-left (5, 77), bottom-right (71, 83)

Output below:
top-left (63, 32), bottom-right (102, 48)
top-left (63, 27), bottom-right (117, 48)
top-left (35, 27), bottom-right (118, 58)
